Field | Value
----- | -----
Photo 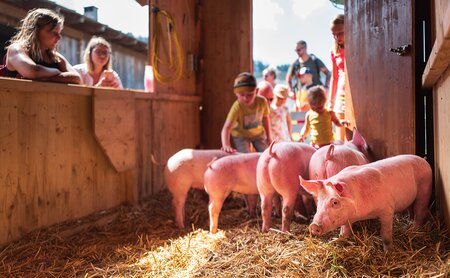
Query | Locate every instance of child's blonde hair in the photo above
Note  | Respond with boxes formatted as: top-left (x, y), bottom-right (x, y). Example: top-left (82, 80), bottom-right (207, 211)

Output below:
top-left (331, 14), bottom-right (344, 55)
top-left (307, 86), bottom-right (327, 108)
top-left (83, 36), bottom-right (113, 73)
top-left (8, 8), bottom-right (64, 63)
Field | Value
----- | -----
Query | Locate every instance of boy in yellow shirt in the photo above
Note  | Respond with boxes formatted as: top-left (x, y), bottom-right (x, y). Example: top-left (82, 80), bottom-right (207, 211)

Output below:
top-left (221, 72), bottom-right (272, 153)
top-left (299, 85), bottom-right (348, 149)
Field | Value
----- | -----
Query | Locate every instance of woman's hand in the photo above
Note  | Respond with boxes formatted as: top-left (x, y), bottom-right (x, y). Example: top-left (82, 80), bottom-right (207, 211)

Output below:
top-left (96, 76), bottom-right (120, 88)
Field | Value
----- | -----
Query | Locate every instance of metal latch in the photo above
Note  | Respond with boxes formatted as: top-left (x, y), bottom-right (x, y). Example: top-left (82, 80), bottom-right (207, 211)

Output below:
top-left (389, 44), bottom-right (411, 56)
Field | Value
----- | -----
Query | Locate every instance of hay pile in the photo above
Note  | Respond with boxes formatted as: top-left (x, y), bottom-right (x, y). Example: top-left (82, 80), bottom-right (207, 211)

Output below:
top-left (0, 189), bottom-right (449, 277)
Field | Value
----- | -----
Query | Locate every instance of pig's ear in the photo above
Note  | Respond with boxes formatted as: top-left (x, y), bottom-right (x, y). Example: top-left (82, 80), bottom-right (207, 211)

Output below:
top-left (351, 128), bottom-right (367, 150)
top-left (299, 176), bottom-right (323, 195)
top-left (327, 182), bottom-right (348, 197)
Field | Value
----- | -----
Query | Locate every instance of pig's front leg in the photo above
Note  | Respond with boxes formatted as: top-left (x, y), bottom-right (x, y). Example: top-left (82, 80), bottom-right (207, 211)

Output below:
top-left (379, 212), bottom-right (394, 251)
top-left (339, 222), bottom-right (352, 238)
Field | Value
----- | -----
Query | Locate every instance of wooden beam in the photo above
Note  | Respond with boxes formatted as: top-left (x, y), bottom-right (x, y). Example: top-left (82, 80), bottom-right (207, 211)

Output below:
top-left (422, 4), bottom-right (450, 88)
top-left (93, 89), bottom-right (137, 172)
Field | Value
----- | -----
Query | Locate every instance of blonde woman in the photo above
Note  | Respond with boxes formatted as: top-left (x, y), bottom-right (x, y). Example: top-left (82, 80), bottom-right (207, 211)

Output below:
top-left (1, 8), bottom-right (81, 84)
top-left (74, 36), bottom-right (123, 88)
top-left (328, 14), bottom-right (346, 141)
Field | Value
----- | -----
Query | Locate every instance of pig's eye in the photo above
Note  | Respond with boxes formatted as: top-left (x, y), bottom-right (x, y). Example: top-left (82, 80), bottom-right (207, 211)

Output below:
top-left (331, 198), bottom-right (340, 208)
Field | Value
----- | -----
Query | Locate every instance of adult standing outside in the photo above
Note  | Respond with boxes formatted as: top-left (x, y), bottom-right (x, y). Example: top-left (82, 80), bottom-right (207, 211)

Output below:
top-left (286, 40), bottom-right (331, 98)
top-left (328, 14), bottom-right (346, 142)
top-left (1, 8), bottom-right (81, 84)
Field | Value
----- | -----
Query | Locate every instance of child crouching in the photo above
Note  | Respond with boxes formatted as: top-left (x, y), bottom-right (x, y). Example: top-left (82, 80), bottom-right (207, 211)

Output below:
top-left (221, 72), bottom-right (272, 153)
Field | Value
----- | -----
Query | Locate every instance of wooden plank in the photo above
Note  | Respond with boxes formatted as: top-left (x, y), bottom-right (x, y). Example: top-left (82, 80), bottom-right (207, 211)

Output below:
top-left (201, 0), bottom-right (252, 148)
top-left (0, 77), bottom-right (91, 96)
top-left (149, 0), bottom-right (198, 95)
top-left (346, 0), bottom-right (415, 159)
top-left (93, 89), bottom-right (136, 172)
top-left (135, 99), bottom-right (153, 199)
top-left (422, 4), bottom-right (450, 88)
top-left (152, 99), bottom-right (201, 193)
top-left (434, 67), bottom-right (450, 233)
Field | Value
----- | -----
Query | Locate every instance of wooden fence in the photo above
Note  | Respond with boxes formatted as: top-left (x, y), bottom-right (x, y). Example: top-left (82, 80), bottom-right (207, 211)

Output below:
top-left (0, 77), bottom-right (201, 245)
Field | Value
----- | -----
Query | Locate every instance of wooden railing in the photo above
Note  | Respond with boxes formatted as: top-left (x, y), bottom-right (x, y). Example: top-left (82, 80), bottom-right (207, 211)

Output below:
top-left (0, 77), bottom-right (201, 245)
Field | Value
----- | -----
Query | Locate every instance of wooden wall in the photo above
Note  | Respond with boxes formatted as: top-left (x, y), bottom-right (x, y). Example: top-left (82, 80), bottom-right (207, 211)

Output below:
top-left (201, 0), bottom-right (253, 149)
top-left (149, 0), bottom-right (199, 96)
top-left (345, 0), bottom-right (415, 160)
top-left (422, 1), bottom-right (450, 232)
top-left (0, 78), bottom-right (200, 245)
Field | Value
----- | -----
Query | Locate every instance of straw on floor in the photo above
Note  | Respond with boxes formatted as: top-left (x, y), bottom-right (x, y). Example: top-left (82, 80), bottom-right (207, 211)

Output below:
top-left (0, 189), bottom-right (449, 277)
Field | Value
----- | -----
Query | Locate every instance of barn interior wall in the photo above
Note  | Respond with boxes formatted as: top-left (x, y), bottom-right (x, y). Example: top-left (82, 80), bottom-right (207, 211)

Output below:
top-left (433, 67), bottom-right (450, 230)
top-left (345, 0), bottom-right (415, 160)
top-left (428, 0), bottom-right (450, 232)
top-left (200, 0), bottom-right (253, 149)
top-left (0, 78), bottom-right (201, 245)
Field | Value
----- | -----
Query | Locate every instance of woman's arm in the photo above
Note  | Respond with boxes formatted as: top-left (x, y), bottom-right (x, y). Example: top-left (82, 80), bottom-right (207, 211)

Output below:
top-left (328, 58), bottom-right (339, 110)
top-left (7, 44), bottom-right (61, 79)
top-left (41, 53), bottom-right (81, 84)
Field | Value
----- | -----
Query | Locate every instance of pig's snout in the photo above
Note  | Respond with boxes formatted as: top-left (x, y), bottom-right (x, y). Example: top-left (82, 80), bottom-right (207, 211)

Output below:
top-left (309, 223), bottom-right (322, 235)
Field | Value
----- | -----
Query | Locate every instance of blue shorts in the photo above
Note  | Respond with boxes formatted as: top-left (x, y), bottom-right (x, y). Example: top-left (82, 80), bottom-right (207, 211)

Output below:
top-left (232, 133), bottom-right (268, 153)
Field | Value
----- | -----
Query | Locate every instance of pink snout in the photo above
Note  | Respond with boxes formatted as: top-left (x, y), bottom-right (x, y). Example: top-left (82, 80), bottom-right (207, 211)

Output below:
top-left (309, 223), bottom-right (322, 235)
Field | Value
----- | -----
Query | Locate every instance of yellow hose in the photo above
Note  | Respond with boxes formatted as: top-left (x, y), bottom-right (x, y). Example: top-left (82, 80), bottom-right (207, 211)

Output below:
top-left (151, 6), bottom-right (183, 83)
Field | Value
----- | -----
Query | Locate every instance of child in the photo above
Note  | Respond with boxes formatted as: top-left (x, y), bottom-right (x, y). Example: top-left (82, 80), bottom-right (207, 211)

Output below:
top-left (262, 66), bottom-right (277, 88)
top-left (296, 67), bottom-right (315, 112)
top-left (299, 85), bottom-right (348, 149)
top-left (221, 72), bottom-right (272, 153)
top-left (270, 84), bottom-right (292, 142)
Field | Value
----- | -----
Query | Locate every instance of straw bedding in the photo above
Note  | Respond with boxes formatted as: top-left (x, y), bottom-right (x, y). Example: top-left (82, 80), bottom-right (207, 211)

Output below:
top-left (0, 189), bottom-right (449, 277)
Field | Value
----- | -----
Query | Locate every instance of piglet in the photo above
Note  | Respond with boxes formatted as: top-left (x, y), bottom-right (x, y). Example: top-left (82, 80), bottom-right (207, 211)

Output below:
top-left (257, 141), bottom-right (316, 232)
top-left (300, 154), bottom-right (432, 251)
top-left (309, 128), bottom-right (370, 180)
top-left (204, 152), bottom-right (261, 234)
top-left (164, 149), bottom-right (234, 228)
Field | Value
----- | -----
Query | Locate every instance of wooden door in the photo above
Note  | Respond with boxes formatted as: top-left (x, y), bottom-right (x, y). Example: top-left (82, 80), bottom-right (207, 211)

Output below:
top-left (345, 0), bottom-right (415, 160)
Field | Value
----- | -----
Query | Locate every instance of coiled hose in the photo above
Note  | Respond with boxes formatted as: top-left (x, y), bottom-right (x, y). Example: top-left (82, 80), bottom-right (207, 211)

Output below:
top-left (151, 6), bottom-right (183, 83)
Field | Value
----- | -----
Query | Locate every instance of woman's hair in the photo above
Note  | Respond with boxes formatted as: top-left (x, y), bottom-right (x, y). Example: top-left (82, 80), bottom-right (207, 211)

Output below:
top-left (262, 66), bottom-right (277, 79)
top-left (307, 85), bottom-right (327, 108)
top-left (331, 14), bottom-right (344, 55)
top-left (83, 36), bottom-right (113, 73)
top-left (8, 8), bottom-right (64, 63)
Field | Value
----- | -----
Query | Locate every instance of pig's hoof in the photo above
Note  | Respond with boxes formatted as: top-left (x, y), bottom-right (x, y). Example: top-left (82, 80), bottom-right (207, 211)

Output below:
top-left (382, 240), bottom-right (393, 252)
